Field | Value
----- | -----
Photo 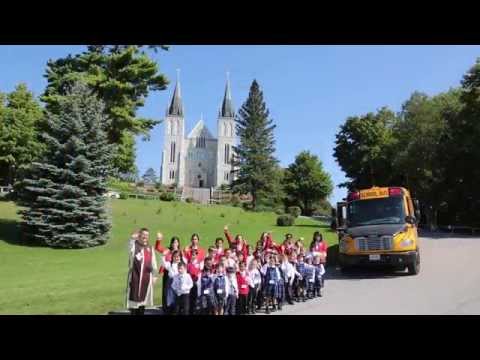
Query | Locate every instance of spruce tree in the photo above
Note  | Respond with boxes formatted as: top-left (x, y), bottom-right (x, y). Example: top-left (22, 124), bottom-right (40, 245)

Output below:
top-left (17, 83), bottom-right (114, 248)
top-left (232, 80), bottom-right (278, 209)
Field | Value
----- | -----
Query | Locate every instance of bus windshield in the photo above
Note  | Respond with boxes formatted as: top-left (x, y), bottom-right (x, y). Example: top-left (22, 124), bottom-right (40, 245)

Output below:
top-left (347, 197), bottom-right (405, 227)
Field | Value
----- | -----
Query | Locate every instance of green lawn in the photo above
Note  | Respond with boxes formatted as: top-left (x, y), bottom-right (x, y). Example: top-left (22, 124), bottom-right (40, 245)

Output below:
top-left (0, 199), bottom-right (336, 314)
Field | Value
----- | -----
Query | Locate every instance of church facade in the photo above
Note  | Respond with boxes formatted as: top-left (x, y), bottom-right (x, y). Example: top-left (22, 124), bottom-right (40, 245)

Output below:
top-left (160, 76), bottom-right (237, 189)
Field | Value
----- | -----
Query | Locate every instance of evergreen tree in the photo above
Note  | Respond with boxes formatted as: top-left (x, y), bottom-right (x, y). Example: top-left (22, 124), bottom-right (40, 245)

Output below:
top-left (0, 84), bottom-right (44, 185)
top-left (142, 167), bottom-right (157, 184)
top-left (17, 83), bottom-right (114, 248)
top-left (232, 80), bottom-right (278, 209)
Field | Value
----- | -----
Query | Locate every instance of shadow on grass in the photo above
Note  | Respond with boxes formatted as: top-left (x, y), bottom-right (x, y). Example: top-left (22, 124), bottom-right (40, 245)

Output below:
top-left (0, 218), bottom-right (45, 247)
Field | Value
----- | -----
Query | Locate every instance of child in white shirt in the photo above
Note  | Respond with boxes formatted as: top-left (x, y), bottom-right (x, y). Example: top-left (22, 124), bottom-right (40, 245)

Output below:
top-left (171, 262), bottom-right (193, 315)
top-left (225, 266), bottom-right (239, 315)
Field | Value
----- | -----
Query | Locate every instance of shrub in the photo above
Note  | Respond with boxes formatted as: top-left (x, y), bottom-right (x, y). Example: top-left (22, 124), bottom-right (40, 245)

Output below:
top-left (119, 192), bottom-right (128, 200)
top-left (242, 202), bottom-right (253, 211)
top-left (136, 181), bottom-right (145, 188)
top-left (185, 197), bottom-right (193, 203)
top-left (230, 194), bottom-right (241, 207)
top-left (254, 204), bottom-right (274, 213)
top-left (287, 206), bottom-right (302, 218)
top-left (159, 192), bottom-right (175, 202)
top-left (274, 207), bottom-right (285, 215)
top-left (220, 213), bottom-right (225, 218)
top-left (277, 214), bottom-right (295, 226)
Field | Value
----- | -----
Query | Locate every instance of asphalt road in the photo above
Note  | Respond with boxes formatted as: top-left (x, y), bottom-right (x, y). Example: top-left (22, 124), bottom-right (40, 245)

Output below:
top-left (274, 234), bottom-right (480, 315)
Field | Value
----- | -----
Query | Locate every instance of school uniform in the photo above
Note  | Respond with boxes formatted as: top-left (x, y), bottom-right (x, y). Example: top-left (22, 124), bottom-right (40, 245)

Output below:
top-left (313, 263), bottom-right (326, 296)
top-left (311, 242), bottom-right (328, 263)
top-left (187, 260), bottom-right (202, 314)
top-left (247, 268), bottom-right (261, 314)
top-left (261, 265), bottom-right (281, 299)
top-left (276, 265), bottom-right (286, 310)
top-left (197, 272), bottom-right (216, 314)
top-left (224, 230), bottom-right (249, 259)
top-left (236, 271), bottom-right (250, 315)
top-left (214, 248), bottom-right (225, 263)
top-left (171, 272), bottom-right (193, 315)
top-left (294, 261), bottom-right (307, 301)
top-left (162, 258), bottom-right (180, 313)
top-left (304, 263), bottom-right (316, 299)
top-left (183, 245), bottom-right (206, 263)
top-left (281, 260), bottom-right (296, 305)
top-left (213, 273), bottom-right (228, 310)
top-left (224, 275), bottom-right (238, 315)
top-left (261, 264), bottom-right (281, 314)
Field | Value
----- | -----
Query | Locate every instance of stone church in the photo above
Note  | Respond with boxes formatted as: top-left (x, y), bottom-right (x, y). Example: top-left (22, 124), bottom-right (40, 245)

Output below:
top-left (160, 75), bottom-right (237, 189)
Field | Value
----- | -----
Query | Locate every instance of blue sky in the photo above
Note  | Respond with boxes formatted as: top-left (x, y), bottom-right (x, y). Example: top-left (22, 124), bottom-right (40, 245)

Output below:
top-left (1, 45), bottom-right (479, 204)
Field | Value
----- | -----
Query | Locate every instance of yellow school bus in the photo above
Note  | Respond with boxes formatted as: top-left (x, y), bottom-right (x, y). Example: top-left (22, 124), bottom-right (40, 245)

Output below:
top-left (337, 186), bottom-right (421, 275)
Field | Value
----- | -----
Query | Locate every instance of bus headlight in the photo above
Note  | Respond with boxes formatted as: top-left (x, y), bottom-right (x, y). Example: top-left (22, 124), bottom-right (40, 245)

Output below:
top-left (400, 239), bottom-right (414, 247)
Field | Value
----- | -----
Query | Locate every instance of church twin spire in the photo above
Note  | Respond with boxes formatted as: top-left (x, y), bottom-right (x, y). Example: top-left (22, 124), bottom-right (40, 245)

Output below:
top-left (167, 70), bottom-right (234, 119)
top-left (220, 72), bottom-right (235, 118)
top-left (168, 69), bottom-right (183, 117)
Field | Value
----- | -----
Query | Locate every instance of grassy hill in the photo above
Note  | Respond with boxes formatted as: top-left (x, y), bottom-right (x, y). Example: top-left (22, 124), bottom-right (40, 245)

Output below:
top-left (0, 199), bottom-right (336, 314)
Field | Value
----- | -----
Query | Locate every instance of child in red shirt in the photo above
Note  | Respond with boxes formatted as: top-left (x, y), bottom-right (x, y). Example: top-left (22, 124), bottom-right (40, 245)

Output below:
top-left (236, 262), bottom-right (250, 315)
top-left (187, 249), bottom-right (202, 314)
top-left (183, 233), bottom-right (206, 263)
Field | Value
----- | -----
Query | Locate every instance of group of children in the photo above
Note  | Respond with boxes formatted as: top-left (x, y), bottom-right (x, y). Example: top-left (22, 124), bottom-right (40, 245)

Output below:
top-left (153, 227), bottom-right (328, 315)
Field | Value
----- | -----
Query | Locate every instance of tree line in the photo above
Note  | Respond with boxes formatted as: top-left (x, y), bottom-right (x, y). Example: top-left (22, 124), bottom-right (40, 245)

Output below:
top-left (333, 58), bottom-right (480, 229)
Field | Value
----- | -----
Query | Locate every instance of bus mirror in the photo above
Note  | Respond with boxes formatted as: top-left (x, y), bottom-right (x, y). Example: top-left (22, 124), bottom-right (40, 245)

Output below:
top-left (415, 209), bottom-right (421, 220)
top-left (405, 215), bottom-right (415, 225)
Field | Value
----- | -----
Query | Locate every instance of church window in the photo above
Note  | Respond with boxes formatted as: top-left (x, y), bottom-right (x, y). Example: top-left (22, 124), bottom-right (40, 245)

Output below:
top-left (196, 136), bottom-right (206, 148)
top-left (170, 142), bottom-right (176, 163)
top-left (230, 123), bottom-right (234, 137)
top-left (169, 170), bottom-right (175, 180)
top-left (224, 144), bottom-right (230, 164)
top-left (224, 172), bottom-right (229, 181)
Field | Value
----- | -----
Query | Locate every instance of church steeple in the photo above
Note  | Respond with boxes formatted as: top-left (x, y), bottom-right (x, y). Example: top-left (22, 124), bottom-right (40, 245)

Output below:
top-left (220, 72), bottom-right (235, 118)
top-left (168, 69), bottom-right (184, 117)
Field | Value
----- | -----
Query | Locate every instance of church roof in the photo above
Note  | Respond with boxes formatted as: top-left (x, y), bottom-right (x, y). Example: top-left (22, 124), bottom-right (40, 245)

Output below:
top-left (187, 118), bottom-right (215, 139)
top-left (168, 77), bottom-right (184, 117)
top-left (220, 75), bottom-right (235, 118)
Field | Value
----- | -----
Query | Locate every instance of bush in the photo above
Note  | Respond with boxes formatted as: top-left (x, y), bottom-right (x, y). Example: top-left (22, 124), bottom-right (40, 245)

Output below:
top-left (274, 207), bottom-right (285, 215)
top-left (287, 206), bottom-right (302, 218)
top-left (159, 192), bottom-right (175, 202)
top-left (277, 214), bottom-right (295, 226)
top-left (242, 202), bottom-right (253, 211)
top-left (155, 183), bottom-right (165, 192)
top-left (119, 192), bottom-right (128, 200)
top-left (185, 197), bottom-right (193, 203)
top-left (220, 213), bottom-right (225, 218)
top-left (230, 194), bottom-right (241, 207)
top-left (254, 204), bottom-right (275, 213)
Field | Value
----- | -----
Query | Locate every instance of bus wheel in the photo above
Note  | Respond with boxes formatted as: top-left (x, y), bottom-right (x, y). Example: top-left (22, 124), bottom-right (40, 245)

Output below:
top-left (407, 251), bottom-right (420, 275)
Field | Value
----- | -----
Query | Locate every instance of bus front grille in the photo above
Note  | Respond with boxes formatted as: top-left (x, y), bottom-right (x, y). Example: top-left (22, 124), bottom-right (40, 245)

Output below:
top-left (356, 236), bottom-right (392, 251)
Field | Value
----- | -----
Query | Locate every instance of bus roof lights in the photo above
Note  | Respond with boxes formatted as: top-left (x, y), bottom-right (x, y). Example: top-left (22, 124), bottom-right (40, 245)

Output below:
top-left (389, 187), bottom-right (403, 196)
top-left (347, 191), bottom-right (360, 201)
